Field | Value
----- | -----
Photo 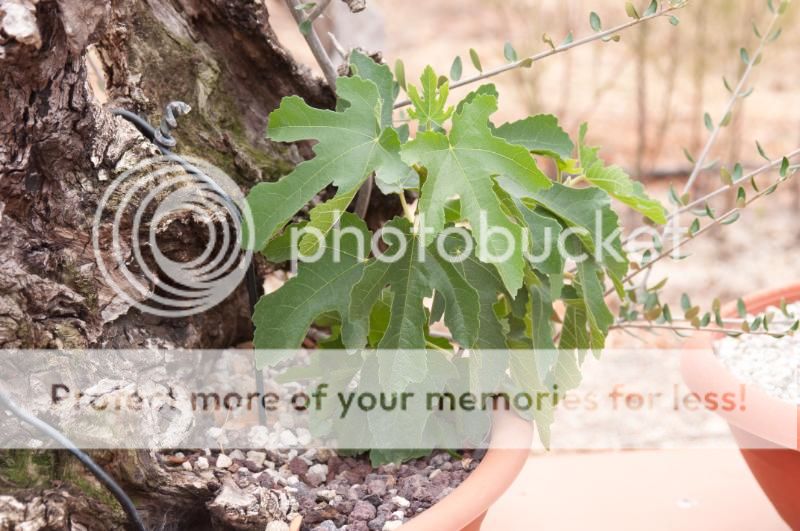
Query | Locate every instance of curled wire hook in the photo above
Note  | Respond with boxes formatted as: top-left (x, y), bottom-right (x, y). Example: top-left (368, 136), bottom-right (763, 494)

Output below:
top-left (154, 101), bottom-right (192, 149)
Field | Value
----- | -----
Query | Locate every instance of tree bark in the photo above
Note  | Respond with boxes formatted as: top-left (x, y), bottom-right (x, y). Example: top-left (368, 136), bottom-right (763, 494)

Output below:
top-left (0, 0), bottom-right (334, 527)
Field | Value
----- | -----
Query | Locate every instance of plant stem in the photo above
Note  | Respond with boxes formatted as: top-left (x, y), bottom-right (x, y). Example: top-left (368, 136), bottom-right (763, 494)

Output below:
top-left (612, 172), bottom-right (794, 294)
top-left (668, 149), bottom-right (800, 223)
top-left (307, 0), bottom-right (333, 22)
top-left (611, 323), bottom-right (784, 336)
top-left (393, 4), bottom-right (685, 109)
top-left (681, 8), bottom-right (782, 195)
top-left (397, 192), bottom-right (415, 222)
top-left (285, 0), bottom-right (339, 87)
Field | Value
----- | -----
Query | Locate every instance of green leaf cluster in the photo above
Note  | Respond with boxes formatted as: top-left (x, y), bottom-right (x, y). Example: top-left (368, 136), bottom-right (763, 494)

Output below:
top-left (246, 54), bottom-right (665, 462)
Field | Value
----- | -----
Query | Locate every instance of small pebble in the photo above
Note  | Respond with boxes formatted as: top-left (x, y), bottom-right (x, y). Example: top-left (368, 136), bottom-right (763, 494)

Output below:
top-left (306, 463), bottom-right (329, 487)
top-left (280, 430), bottom-right (299, 447)
top-left (246, 451), bottom-right (267, 468)
top-left (391, 496), bottom-right (410, 508)
top-left (216, 454), bottom-right (233, 469)
top-left (195, 457), bottom-right (209, 470)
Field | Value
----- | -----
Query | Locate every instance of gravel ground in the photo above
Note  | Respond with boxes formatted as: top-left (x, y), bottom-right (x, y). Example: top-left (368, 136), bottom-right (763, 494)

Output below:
top-left (160, 447), bottom-right (481, 530)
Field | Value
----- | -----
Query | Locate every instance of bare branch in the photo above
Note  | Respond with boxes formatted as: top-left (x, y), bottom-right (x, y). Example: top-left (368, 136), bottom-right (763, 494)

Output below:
top-left (307, 0), bottom-right (333, 22)
top-left (612, 170), bottom-right (796, 294)
top-left (611, 323), bottom-right (784, 336)
top-left (285, 0), bottom-right (339, 87)
top-left (681, 8), bottom-right (783, 194)
top-left (670, 148), bottom-right (800, 221)
top-left (393, 3), bottom-right (685, 109)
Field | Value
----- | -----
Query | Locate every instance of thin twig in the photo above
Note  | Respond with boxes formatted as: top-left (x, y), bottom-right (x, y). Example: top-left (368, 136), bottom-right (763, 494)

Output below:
top-left (669, 149), bottom-right (800, 222)
top-left (621, 148), bottom-right (800, 247)
top-left (328, 31), bottom-right (348, 59)
top-left (393, 3), bottom-right (685, 109)
top-left (307, 0), bottom-right (333, 22)
top-left (611, 323), bottom-right (784, 336)
top-left (354, 175), bottom-right (374, 218)
top-left (612, 172), bottom-right (794, 294)
top-left (285, 0), bottom-right (339, 87)
top-left (681, 8), bottom-right (782, 195)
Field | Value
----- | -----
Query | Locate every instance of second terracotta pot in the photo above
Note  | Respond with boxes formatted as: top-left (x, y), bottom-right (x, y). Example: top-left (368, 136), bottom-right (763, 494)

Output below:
top-left (681, 283), bottom-right (800, 528)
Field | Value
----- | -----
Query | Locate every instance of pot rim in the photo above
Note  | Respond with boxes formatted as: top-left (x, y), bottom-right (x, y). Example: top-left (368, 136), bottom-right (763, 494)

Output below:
top-left (398, 407), bottom-right (534, 530)
top-left (680, 283), bottom-right (800, 450)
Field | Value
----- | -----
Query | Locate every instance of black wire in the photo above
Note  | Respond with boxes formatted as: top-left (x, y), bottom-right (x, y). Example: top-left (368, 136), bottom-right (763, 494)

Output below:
top-left (0, 391), bottom-right (147, 531)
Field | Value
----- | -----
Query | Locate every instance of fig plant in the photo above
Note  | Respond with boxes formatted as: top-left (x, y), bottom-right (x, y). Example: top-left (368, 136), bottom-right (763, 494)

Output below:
top-left (245, 0), bottom-right (797, 462)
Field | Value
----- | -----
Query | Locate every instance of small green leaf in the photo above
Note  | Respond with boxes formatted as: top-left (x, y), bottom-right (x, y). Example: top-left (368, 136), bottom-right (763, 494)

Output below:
top-left (779, 0), bottom-right (790, 14)
top-left (590, 11), bottom-right (602, 31)
top-left (768, 28), bottom-right (783, 42)
top-left (542, 33), bottom-right (556, 50)
top-left (681, 293), bottom-right (692, 311)
top-left (407, 66), bottom-right (454, 131)
top-left (519, 57), bottom-right (534, 68)
top-left (299, 19), bottom-right (312, 35)
top-left (704, 112), bottom-right (714, 132)
top-left (625, 2), bottom-right (640, 19)
top-left (395, 59), bottom-right (406, 90)
top-left (752, 22), bottom-right (762, 38)
top-left (682, 147), bottom-right (695, 163)
top-left (740, 87), bottom-right (755, 99)
top-left (780, 156), bottom-right (790, 177)
top-left (449, 56), bottom-right (462, 81)
top-left (643, 0), bottom-right (658, 16)
top-left (504, 41), bottom-right (518, 62)
top-left (733, 163), bottom-right (743, 181)
top-left (756, 140), bottom-right (769, 161)
top-left (689, 218), bottom-right (700, 236)
top-left (562, 32), bottom-right (575, 45)
top-left (740, 47), bottom-right (750, 65)
top-left (722, 76), bottom-right (733, 92)
top-left (668, 184), bottom-right (682, 206)
top-left (469, 48), bottom-right (483, 72)
top-left (737, 298), bottom-right (747, 318)
top-left (736, 187), bottom-right (747, 207)
top-left (720, 212), bottom-right (740, 225)
top-left (720, 167), bottom-right (733, 185)
top-left (720, 112), bottom-right (732, 127)
top-left (669, 15), bottom-right (680, 25)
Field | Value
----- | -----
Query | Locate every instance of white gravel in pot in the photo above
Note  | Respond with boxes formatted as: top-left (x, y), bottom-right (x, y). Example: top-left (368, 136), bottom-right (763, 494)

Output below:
top-left (714, 302), bottom-right (800, 405)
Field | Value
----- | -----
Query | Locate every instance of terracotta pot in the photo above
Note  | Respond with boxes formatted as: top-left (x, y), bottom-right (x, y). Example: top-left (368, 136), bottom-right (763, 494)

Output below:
top-left (681, 283), bottom-right (800, 528)
top-left (398, 407), bottom-right (534, 531)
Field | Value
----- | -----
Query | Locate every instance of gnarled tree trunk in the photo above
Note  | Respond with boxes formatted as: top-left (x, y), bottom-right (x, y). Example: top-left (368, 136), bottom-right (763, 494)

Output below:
top-left (0, 0), bottom-right (335, 528)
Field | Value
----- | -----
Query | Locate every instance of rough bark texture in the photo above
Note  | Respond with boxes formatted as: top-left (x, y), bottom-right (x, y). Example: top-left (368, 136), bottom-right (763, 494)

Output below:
top-left (0, 0), bottom-right (337, 528)
top-left (0, 0), bottom-right (336, 352)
